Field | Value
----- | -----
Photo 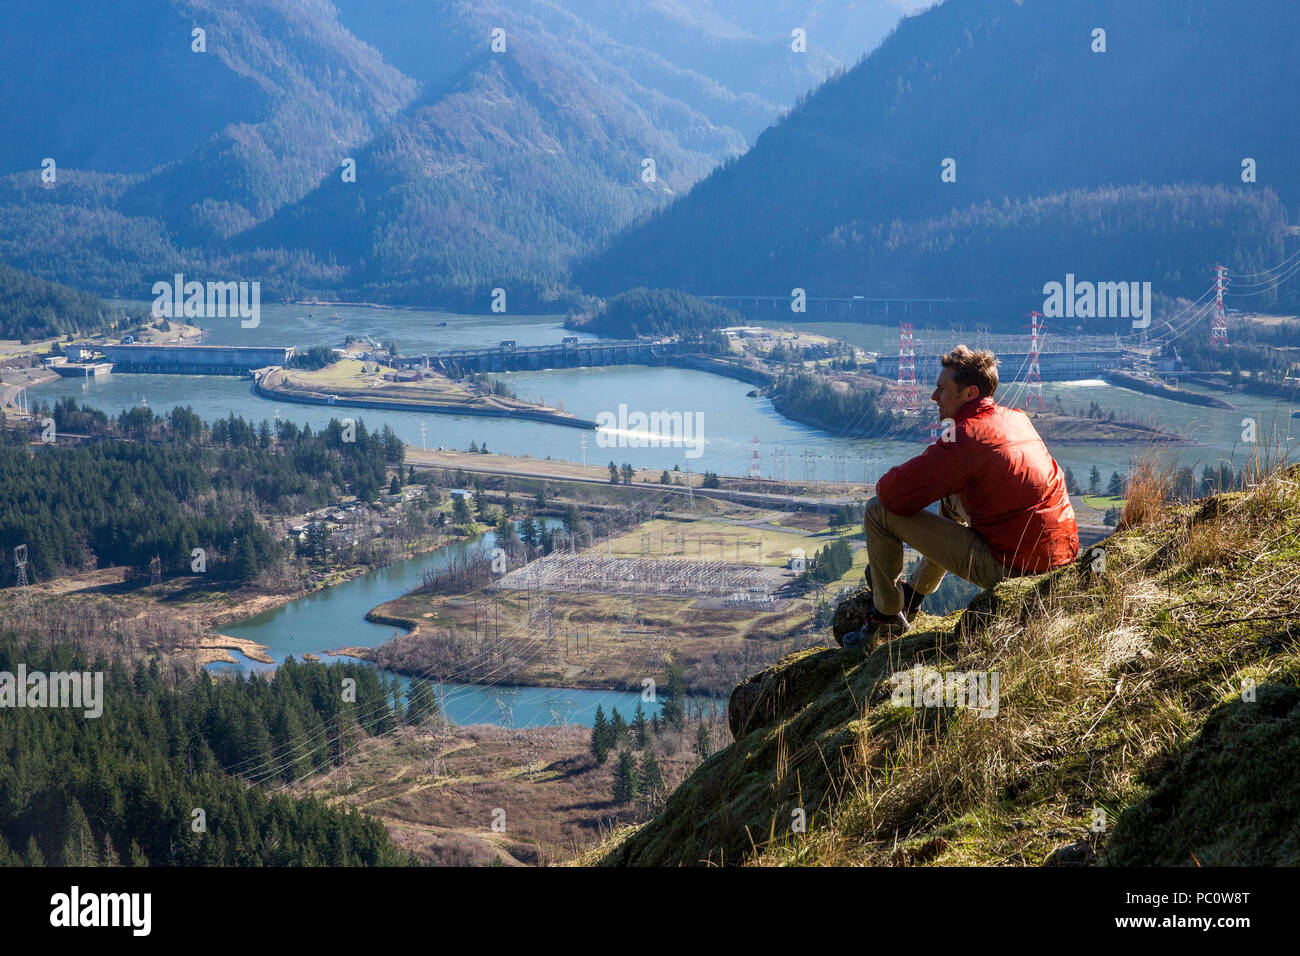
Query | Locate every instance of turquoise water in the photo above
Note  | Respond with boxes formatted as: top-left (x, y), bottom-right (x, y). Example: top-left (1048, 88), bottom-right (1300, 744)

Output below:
top-left (209, 521), bottom-right (670, 728)
top-left (36, 305), bottom-right (1298, 486)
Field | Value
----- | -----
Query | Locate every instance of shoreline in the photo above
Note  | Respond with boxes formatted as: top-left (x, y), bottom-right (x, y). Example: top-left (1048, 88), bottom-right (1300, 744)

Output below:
top-left (190, 529), bottom-right (482, 668)
top-left (254, 373), bottom-right (597, 429)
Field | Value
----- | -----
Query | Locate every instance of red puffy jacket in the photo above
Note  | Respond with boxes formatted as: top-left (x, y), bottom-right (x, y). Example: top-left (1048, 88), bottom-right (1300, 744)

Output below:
top-left (876, 397), bottom-right (1079, 573)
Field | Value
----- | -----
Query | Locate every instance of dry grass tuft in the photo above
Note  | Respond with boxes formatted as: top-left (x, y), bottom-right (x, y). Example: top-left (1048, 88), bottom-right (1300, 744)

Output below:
top-left (1121, 453), bottom-right (1175, 530)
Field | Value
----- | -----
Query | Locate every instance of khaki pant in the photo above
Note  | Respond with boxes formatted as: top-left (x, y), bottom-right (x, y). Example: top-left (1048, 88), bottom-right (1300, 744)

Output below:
top-left (862, 495), bottom-right (1013, 615)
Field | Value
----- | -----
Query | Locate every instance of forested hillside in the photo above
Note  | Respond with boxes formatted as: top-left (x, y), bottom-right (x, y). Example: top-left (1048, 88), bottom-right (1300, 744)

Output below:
top-left (0, 642), bottom-right (419, 866)
top-left (0, 402), bottom-right (402, 583)
top-left (571, 288), bottom-right (744, 338)
top-left (0, 263), bottom-right (124, 340)
top-left (579, 0), bottom-right (1300, 320)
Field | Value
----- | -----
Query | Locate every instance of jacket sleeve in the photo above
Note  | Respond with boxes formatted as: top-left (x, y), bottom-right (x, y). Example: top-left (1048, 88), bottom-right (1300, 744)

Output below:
top-left (876, 440), bottom-right (966, 517)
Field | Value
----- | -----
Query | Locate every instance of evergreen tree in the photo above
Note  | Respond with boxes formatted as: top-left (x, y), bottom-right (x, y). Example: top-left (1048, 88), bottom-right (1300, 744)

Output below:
top-left (590, 706), bottom-right (610, 764)
top-left (389, 474), bottom-right (401, 495)
top-left (519, 516), bottom-right (539, 550)
top-left (101, 833), bottom-right (122, 867)
top-left (494, 511), bottom-right (518, 551)
top-left (662, 667), bottom-right (687, 732)
top-left (24, 836), bottom-right (45, 867)
top-left (61, 799), bottom-right (97, 867)
top-left (406, 679), bottom-right (439, 725)
top-left (612, 750), bottom-right (639, 804)
top-left (1107, 470), bottom-right (1124, 496)
top-left (1063, 465), bottom-right (1079, 495)
top-left (610, 707), bottom-right (628, 745)
top-left (696, 722), bottom-right (712, 761)
top-left (1088, 465), bottom-right (1102, 495)
top-left (633, 701), bottom-right (649, 749)
top-left (639, 750), bottom-right (664, 806)
top-left (608, 461), bottom-right (619, 484)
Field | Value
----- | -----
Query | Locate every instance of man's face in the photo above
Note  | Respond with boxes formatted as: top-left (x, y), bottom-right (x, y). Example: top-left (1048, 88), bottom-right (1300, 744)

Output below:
top-left (932, 367), bottom-right (980, 421)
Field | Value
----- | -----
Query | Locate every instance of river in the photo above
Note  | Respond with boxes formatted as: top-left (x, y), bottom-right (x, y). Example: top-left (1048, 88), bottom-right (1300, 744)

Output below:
top-left (210, 521), bottom-right (668, 728)
top-left (35, 302), bottom-right (1298, 483)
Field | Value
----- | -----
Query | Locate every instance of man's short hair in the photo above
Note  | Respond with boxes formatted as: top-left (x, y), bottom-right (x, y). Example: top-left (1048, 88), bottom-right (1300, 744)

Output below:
top-left (942, 345), bottom-right (999, 398)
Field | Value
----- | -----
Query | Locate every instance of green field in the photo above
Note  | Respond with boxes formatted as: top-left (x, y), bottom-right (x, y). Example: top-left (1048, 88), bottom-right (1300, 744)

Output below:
top-left (1081, 494), bottom-right (1127, 510)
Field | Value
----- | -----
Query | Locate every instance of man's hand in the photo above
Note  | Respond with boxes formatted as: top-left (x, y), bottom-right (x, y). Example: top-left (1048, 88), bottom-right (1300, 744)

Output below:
top-left (940, 495), bottom-right (969, 526)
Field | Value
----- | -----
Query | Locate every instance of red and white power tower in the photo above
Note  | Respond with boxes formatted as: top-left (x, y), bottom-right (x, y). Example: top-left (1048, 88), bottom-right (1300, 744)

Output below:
top-left (749, 436), bottom-right (762, 479)
top-left (1024, 311), bottom-right (1044, 412)
top-left (1210, 265), bottom-right (1230, 347)
top-left (894, 322), bottom-right (920, 414)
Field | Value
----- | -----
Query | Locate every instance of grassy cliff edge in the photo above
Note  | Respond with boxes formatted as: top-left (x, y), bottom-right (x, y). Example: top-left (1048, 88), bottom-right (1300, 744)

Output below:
top-left (579, 467), bottom-right (1300, 866)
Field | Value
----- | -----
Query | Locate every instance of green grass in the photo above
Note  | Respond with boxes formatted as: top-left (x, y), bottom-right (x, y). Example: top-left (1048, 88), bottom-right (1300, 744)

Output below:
top-left (1081, 494), bottom-right (1126, 510)
top-left (581, 464), bottom-right (1300, 867)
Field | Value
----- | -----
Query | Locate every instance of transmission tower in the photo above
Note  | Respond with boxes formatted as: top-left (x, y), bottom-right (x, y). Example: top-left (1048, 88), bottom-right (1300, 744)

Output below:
top-left (801, 448), bottom-right (819, 482)
top-left (748, 436), bottom-right (762, 479)
top-left (832, 452), bottom-right (848, 484)
top-left (1024, 312), bottom-right (1044, 412)
top-left (13, 545), bottom-right (31, 606)
top-left (770, 446), bottom-right (788, 482)
top-left (1211, 265), bottom-right (1230, 347)
top-left (894, 322), bottom-right (920, 414)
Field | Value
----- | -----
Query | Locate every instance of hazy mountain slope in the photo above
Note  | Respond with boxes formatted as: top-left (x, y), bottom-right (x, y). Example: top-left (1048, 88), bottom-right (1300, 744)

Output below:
top-left (578, 0), bottom-right (1300, 307)
top-left (247, 1), bottom-right (750, 305)
top-left (0, 0), bottom-right (415, 295)
top-left (0, 1), bottom-right (265, 177)
top-left (0, 0), bottom-right (916, 305)
top-left (114, 0), bottom-right (416, 241)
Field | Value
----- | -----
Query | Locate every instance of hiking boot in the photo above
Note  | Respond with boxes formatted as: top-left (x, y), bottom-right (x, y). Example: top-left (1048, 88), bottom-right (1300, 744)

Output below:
top-left (839, 608), bottom-right (910, 649)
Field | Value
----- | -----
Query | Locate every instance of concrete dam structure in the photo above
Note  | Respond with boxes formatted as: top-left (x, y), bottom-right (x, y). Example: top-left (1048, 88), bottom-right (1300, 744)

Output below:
top-left (66, 344), bottom-right (295, 375)
top-left (398, 339), bottom-right (687, 374)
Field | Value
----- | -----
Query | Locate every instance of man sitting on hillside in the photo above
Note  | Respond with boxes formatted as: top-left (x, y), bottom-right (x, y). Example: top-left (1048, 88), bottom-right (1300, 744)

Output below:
top-left (840, 345), bottom-right (1080, 649)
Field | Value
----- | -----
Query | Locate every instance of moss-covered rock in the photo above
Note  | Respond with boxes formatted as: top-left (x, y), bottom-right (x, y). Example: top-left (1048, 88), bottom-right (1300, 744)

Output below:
top-left (597, 629), bottom-right (946, 866)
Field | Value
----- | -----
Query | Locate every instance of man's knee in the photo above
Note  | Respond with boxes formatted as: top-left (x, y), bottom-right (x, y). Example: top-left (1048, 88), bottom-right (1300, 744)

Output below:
top-left (863, 495), bottom-right (888, 529)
